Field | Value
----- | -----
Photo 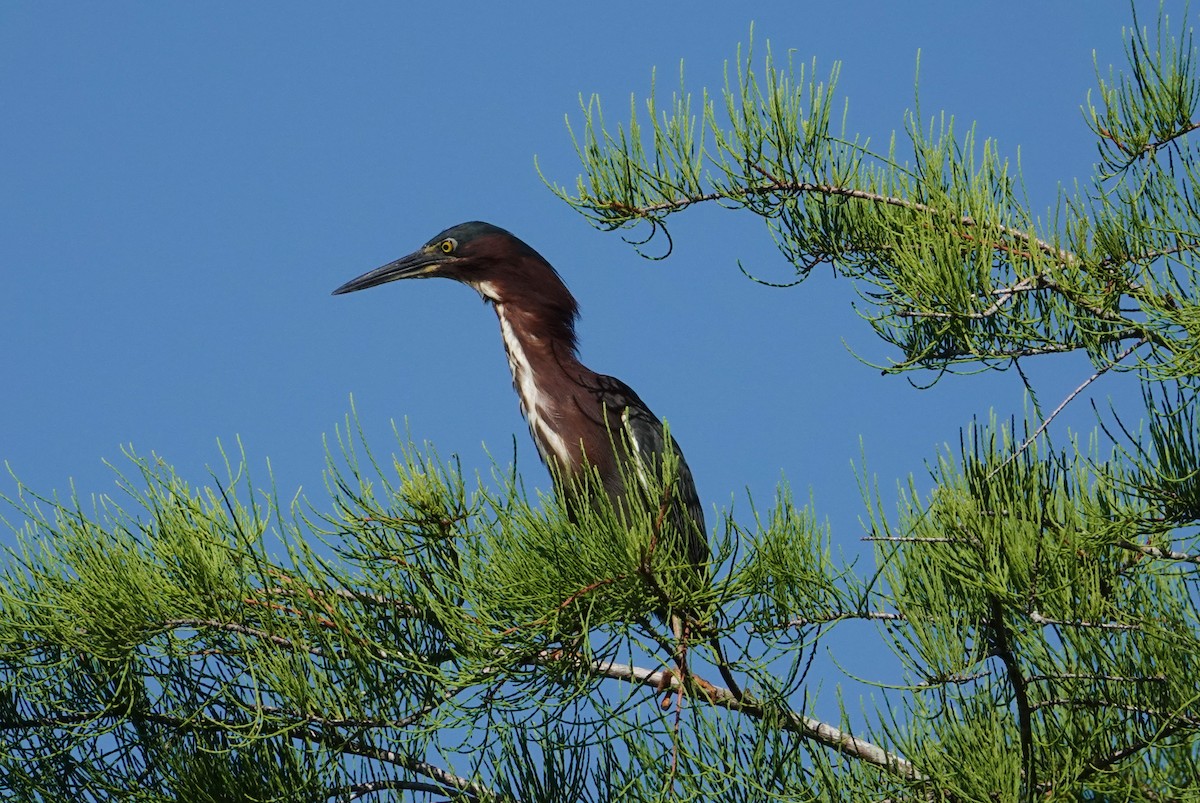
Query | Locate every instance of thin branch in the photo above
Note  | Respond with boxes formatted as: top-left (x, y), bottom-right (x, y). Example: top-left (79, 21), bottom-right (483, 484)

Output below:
top-left (328, 779), bottom-right (450, 801)
top-left (1025, 672), bottom-right (1166, 684)
top-left (978, 338), bottom-right (1141, 358)
top-left (260, 684), bottom-right (465, 731)
top-left (899, 276), bottom-right (1045, 321)
top-left (1096, 238), bottom-right (1200, 268)
top-left (756, 611), bottom-right (907, 631)
top-left (1, 702), bottom-right (501, 800)
top-left (163, 618), bottom-right (326, 657)
top-left (1033, 276), bottom-right (1128, 323)
top-left (917, 671), bottom-right (991, 687)
top-left (164, 617), bottom-right (409, 662)
top-left (1116, 539), bottom-right (1200, 564)
top-left (1104, 119), bottom-right (1200, 160)
top-left (1028, 610), bottom-right (1140, 631)
top-left (0, 695), bottom-right (457, 741)
top-left (0, 712), bottom-right (97, 730)
top-left (260, 585), bottom-right (427, 619)
top-left (863, 536), bottom-right (959, 543)
top-left (1028, 699), bottom-right (1200, 725)
top-left (989, 337), bottom-right (1147, 478)
top-left (1080, 719), bottom-right (1197, 781)
top-left (303, 728), bottom-right (504, 803)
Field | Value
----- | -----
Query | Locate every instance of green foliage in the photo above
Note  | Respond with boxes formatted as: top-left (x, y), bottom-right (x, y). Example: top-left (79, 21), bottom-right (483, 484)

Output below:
top-left (6, 4), bottom-right (1200, 801)
top-left (0, 425), bottom-right (884, 802)
top-left (868, 417), bottom-right (1200, 799)
top-left (535, 2), bottom-right (1200, 798)
top-left (542, 11), bottom-right (1200, 384)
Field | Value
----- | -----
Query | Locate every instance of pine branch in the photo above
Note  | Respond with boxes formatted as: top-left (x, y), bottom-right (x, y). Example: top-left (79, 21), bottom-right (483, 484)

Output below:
top-left (756, 611), bottom-right (908, 629)
top-left (1080, 719), bottom-right (1196, 781)
top-left (1025, 672), bottom-right (1167, 685)
top-left (0, 709), bottom-right (506, 802)
top-left (301, 728), bottom-right (505, 803)
top-left (1028, 699), bottom-right (1200, 727)
top-left (989, 596), bottom-right (1036, 802)
top-left (163, 618), bottom-right (328, 657)
top-left (567, 654), bottom-right (924, 782)
top-left (329, 780), bottom-right (452, 800)
top-left (599, 174), bottom-right (1078, 265)
top-left (1116, 538), bottom-right (1200, 564)
top-left (1100, 119), bottom-right (1200, 158)
top-left (1028, 611), bottom-right (1140, 631)
top-left (989, 337), bottom-right (1147, 478)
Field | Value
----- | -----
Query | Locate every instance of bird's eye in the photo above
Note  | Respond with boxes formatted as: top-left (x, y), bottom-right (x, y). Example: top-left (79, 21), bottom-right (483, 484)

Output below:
top-left (440, 238), bottom-right (457, 254)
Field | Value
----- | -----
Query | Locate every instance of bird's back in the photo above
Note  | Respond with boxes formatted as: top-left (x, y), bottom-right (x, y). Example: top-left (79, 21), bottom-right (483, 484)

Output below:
top-left (567, 373), bottom-right (711, 578)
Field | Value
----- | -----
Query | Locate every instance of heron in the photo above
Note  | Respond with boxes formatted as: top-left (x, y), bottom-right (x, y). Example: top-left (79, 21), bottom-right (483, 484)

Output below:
top-left (333, 221), bottom-right (737, 700)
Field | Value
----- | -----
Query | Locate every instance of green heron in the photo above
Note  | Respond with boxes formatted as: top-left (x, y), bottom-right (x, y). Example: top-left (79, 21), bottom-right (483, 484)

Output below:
top-left (333, 221), bottom-right (732, 696)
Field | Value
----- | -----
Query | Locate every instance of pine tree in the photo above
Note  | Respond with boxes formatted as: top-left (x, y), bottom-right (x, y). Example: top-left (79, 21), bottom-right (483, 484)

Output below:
top-left (4, 6), bottom-right (1199, 801)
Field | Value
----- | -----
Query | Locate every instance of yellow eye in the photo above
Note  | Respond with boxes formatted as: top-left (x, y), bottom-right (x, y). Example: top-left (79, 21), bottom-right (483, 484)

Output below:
top-left (440, 238), bottom-right (457, 254)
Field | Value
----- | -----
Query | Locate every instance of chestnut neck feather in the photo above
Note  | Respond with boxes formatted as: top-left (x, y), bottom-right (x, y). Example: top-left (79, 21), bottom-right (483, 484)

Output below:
top-left (469, 245), bottom-right (614, 482)
top-left (471, 238), bottom-right (580, 354)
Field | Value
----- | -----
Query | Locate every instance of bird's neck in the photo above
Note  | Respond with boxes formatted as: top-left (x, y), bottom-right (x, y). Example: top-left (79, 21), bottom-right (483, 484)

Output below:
top-left (489, 298), bottom-right (589, 471)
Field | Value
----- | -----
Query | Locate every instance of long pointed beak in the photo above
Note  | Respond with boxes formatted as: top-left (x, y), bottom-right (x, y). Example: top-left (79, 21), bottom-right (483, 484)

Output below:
top-left (331, 249), bottom-right (450, 295)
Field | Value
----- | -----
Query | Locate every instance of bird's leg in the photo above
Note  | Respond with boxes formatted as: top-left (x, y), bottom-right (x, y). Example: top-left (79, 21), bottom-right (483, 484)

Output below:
top-left (673, 613), bottom-right (690, 710)
top-left (658, 612), bottom-right (691, 711)
top-left (658, 612), bottom-right (692, 783)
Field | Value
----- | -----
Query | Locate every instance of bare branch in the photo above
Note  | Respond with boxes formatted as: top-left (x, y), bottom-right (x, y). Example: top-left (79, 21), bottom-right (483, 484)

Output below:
top-left (329, 779), bottom-right (451, 801)
top-left (917, 671), bottom-right (991, 687)
top-left (572, 655), bottom-right (924, 782)
top-left (302, 728), bottom-right (504, 803)
top-left (1028, 610), bottom-right (1140, 631)
top-left (989, 337), bottom-right (1147, 478)
top-left (863, 536), bottom-right (960, 543)
top-left (1116, 539), bottom-right (1200, 564)
top-left (754, 611), bottom-right (907, 631)
top-left (1026, 672), bottom-right (1167, 685)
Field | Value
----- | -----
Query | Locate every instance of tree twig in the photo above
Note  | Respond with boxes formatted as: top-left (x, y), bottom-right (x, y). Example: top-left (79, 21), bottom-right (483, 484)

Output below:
top-left (301, 728), bottom-right (504, 803)
top-left (863, 536), bottom-right (959, 543)
top-left (0, 709), bottom-right (504, 802)
top-left (754, 611), bottom-right (907, 631)
top-left (1079, 719), bottom-right (1196, 782)
top-left (1116, 539), bottom-right (1200, 565)
top-left (1029, 610), bottom-right (1139, 631)
top-left (988, 337), bottom-right (1147, 478)
top-left (163, 618), bottom-right (327, 657)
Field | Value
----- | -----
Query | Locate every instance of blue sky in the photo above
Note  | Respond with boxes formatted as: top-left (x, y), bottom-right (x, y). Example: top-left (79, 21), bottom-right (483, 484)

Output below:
top-left (0, 2), bottom-right (1159, 710)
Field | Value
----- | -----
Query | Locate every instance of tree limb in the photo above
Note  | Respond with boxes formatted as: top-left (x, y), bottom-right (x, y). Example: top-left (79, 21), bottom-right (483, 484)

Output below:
top-left (601, 175), bottom-right (1079, 265)
top-left (569, 654), bottom-right (924, 782)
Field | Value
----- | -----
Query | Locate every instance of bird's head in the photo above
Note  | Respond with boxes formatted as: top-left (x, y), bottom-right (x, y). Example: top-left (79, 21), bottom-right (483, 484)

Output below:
top-left (332, 221), bottom-right (567, 306)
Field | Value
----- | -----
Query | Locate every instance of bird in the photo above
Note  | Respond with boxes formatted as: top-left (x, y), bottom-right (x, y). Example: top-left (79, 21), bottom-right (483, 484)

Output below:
top-left (333, 221), bottom-right (735, 698)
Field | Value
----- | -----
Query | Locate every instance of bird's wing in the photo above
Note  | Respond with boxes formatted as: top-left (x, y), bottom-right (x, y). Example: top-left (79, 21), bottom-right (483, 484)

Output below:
top-left (593, 375), bottom-right (709, 569)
